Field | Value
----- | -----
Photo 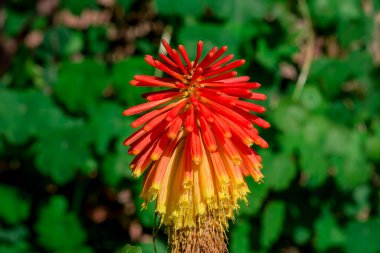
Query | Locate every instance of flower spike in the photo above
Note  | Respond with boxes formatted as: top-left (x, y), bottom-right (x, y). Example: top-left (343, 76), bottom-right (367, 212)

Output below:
top-left (123, 40), bottom-right (269, 253)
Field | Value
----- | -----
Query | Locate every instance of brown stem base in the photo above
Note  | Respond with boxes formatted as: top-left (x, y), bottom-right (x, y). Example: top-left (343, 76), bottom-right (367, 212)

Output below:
top-left (168, 216), bottom-right (228, 253)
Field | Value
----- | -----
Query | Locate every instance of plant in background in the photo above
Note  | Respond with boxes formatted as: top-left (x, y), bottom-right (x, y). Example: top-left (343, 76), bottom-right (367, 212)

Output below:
top-left (123, 40), bottom-right (269, 252)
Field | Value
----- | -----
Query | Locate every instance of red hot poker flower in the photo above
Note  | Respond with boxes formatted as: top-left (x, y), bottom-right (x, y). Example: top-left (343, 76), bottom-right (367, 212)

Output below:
top-left (123, 40), bottom-right (269, 252)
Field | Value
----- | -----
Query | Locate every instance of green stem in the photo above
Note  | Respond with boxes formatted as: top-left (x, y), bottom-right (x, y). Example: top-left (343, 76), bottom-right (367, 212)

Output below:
top-left (72, 178), bottom-right (88, 215)
top-left (153, 213), bottom-right (158, 253)
top-left (293, 0), bottom-right (315, 101)
top-left (154, 26), bottom-right (173, 78)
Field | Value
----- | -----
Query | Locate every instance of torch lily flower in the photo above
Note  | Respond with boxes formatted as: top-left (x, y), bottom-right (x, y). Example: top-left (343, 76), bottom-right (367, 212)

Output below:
top-left (123, 40), bottom-right (269, 252)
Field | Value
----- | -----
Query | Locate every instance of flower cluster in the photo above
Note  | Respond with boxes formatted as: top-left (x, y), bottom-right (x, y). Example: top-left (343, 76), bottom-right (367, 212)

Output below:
top-left (123, 40), bottom-right (269, 250)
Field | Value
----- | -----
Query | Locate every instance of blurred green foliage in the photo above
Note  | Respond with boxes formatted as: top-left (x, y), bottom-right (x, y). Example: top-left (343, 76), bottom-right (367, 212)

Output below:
top-left (0, 0), bottom-right (380, 253)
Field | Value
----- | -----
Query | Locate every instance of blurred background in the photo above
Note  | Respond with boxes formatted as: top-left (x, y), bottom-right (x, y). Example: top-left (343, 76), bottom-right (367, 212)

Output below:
top-left (0, 0), bottom-right (380, 252)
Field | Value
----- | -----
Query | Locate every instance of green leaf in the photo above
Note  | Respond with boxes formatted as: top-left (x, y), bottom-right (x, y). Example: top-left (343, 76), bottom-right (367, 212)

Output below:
top-left (353, 185), bottom-right (371, 207)
top-left (100, 112), bottom-right (136, 186)
top-left (337, 18), bottom-right (370, 48)
top-left (333, 131), bottom-right (372, 190)
top-left (57, 247), bottom-right (93, 253)
top-left (314, 208), bottom-right (346, 251)
top-left (0, 138), bottom-right (4, 154)
top-left (366, 134), bottom-right (380, 161)
top-left (32, 16), bottom-right (48, 30)
top-left (34, 123), bottom-right (96, 184)
top-left (138, 240), bottom-right (167, 253)
top-left (300, 85), bottom-right (325, 111)
top-left (277, 132), bottom-right (302, 154)
top-left (230, 220), bottom-right (251, 253)
top-left (0, 89), bottom-right (71, 144)
top-left (327, 101), bottom-right (355, 126)
top-left (0, 88), bottom-right (27, 143)
top-left (121, 244), bottom-right (142, 253)
top-left (323, 125), bottom-right (350, 156)
top-left (346, 50), bottom-right (373, 78)
top-left (35, 196), bottom-right (88, 252)
top-left (345, 219), bottom-right (380, 253)
top-left (205, 0), bottom-right (274, 21)
top-left (42, 27), bottom-right (84, 57)
top-left (256, 39), bottom-right (297, 71)
top-left (261, 201), bottom-right (286, 248)
top-left (155, 0), bottom-right (205, 16)
top-left (344, 185), bottom-right (372, 217)
top-left (256, 39), bottom-right (279, 70)
top-left (135, 39), bottom-right (156, 55)
top-left (87, 27), bottom-right (108, 54)
top-left (102, 149), bottom-right (134, 186)
top-left (0, 241), bottom-right (30, 253)
top-left (302, 116), bottom-right (330, 147)
top-left (178, 23), bottom-right (241, 59)
top-left (117, 0), bottom-right (135, 11)
top-left (0, 185), bottom-right (30, 225)
top-left (260, 152), bottom-right (297, 191)
top-left (54, 59), bottom-right (109, 113)
top-left (60, 0), bottom-right (96, 15)
top-left (299, 147), bottom-right (328, 188)
top-left (3, 9), bottom-right (31, 37)
top-left (0, 226), bottom-right (29, 244)
top-left (112, 57), bottom-right (154, 106)
top-left (239, 178), bottom-right (269, 216)
top-left (309, 58), bottom-right (350, 97)
top-left (309, 0), bottom-right (339, 28)
top-left (293, 227), bottom-right (311, 245)
top-left (88, 102), bottom-right (126, 155)
top-left (271, 101), bottom-right (308, 134)
top-left (135, 192), bottom-right (156, 227)
top-left (0, 226), bottom-right (31, 253)
top-left (20, 91), bottom-right (73, 137)
top-left (337, 0), bottom-right (362, 21)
